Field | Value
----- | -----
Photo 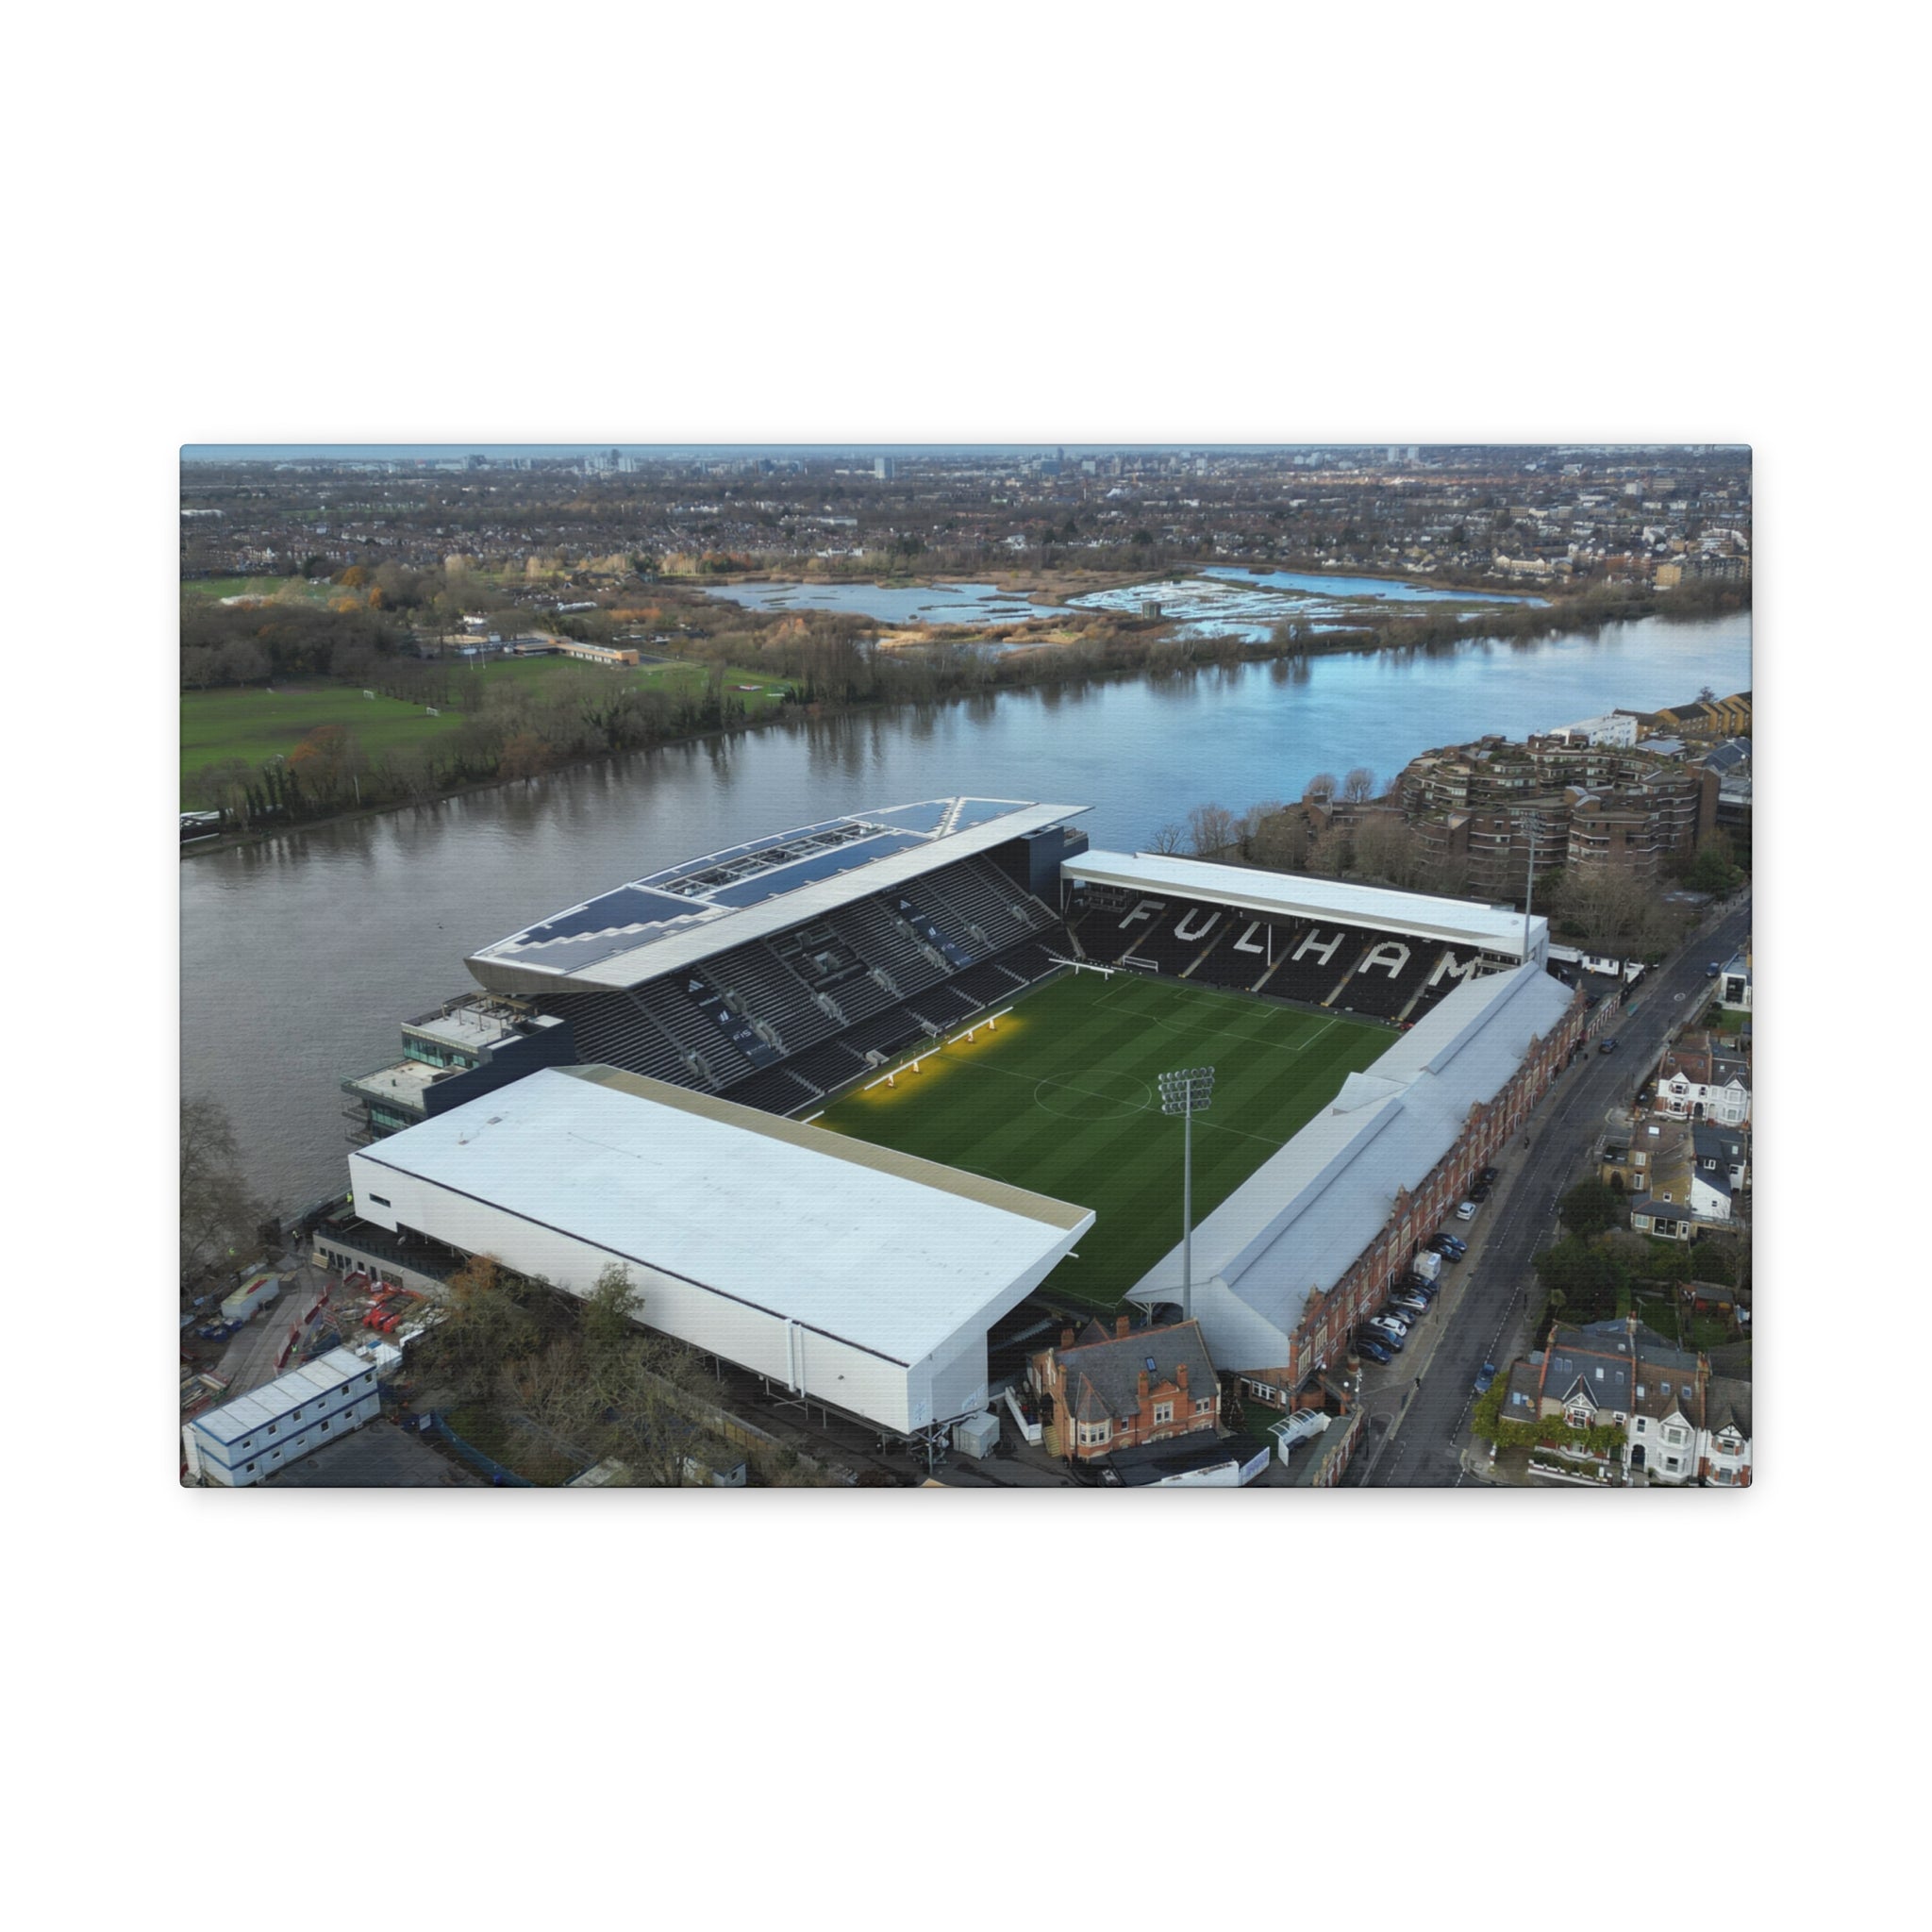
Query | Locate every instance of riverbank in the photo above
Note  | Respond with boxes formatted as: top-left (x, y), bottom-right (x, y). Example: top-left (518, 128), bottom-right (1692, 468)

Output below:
top-left (181, 580), bottom-right (1748, 849)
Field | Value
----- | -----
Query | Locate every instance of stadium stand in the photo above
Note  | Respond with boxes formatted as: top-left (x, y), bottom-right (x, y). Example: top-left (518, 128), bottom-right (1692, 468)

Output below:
top-left (1326, 935), bottom-right (1441, 1022)
top-left (631, 978), bottom-right (760, 1084)
top-left (534, 989), bottom-right (702, 1088)
top-left (1186, 917), bottom-right (1291, 991)
top-left (702, 941), bottom-right (841, 1054)
top-left (1255, 924), bottom-right (1359, 1006)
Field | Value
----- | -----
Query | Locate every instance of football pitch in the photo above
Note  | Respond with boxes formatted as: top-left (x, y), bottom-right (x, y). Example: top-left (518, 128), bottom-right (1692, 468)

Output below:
top-left (816, 969), bottom-right (1395, 1311)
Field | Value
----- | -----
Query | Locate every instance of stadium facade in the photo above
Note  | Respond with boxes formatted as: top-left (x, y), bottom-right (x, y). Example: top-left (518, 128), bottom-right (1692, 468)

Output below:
top-left (325, 797), bottom-right (1588, 1441)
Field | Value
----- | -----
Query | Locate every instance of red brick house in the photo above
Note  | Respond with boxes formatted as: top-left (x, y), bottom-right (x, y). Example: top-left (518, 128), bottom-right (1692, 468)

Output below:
top-left (1030, 1317), bottom-right (1221, 1463)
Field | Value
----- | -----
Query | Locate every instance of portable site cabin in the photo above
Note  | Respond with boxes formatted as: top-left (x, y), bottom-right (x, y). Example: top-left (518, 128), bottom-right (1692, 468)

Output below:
top-left (220, 1271), bottom-right (283, 1324)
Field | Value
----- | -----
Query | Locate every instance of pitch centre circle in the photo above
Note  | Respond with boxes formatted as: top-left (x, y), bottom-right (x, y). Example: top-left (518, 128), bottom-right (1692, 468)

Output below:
top-left (1031, 1071), bottom-right (1153, 1122)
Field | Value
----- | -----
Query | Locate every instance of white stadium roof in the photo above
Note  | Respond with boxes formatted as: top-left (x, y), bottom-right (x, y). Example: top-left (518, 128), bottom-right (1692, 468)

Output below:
top-left (467, 797), bottom-right (1087, 993)
top-left (351, 1065), bottom-right (1092, 1368)
top-left (1128, 962), bottom-right (1575, 1339)
top-left (1064, 850), bottom-right (1538, 957)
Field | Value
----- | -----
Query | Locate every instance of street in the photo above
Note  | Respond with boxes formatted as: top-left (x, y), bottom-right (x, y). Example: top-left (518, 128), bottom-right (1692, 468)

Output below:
top-left (1357, 891), bottom-right (1752, 1487)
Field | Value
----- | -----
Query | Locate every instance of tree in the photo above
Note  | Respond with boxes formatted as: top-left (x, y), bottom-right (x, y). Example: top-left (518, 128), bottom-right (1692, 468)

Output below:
top-left (180, 1094), bottom-right (268, 1291)
top-left (1341, 766), bottom-right (1376, 805)
top-left (426, 1255), bottom-right (541, 1403)
top-left (1186, 802), bottom-right (1239, 857)
top-left (1350, 812), bottom-right (1423, 888)
top-left (1248, 804), bottom-right (1310, 874)
top-left (1685, 830), bottom-right (1744, 894)
top-left (1146, 821), bottom-right (1189, 854)
top-left (1554, 863), bottom-right (1659, 983)
top-left (582, 1262), bottom-right (642, 1356)
top-left (1304, 771), bottom-right (1337, 805)
top-left (1558, 1178), bottom-right (1624, 1239)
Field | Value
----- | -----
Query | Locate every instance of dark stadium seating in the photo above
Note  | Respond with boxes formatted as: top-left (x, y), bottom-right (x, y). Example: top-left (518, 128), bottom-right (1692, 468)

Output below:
top-left (1405, 949), bottom-right (1504, 1019)
top-left (921, 857), bottom-right (1051, 955)
top-left (1326, 935), bottom-right (1441, 1022)
top-left (702, 941), bottom-right (840, 1054)
top-left (826, 897), bottom-right (952, 995)
top-left (535, 990), bottom-right (704, 1088)
top-left (631, 980), bottom-right (758, 1083)
top-left (1186, 917), bottom-right (1291, 991)
top-left (1254, 924), bottom-right (1361, 1006)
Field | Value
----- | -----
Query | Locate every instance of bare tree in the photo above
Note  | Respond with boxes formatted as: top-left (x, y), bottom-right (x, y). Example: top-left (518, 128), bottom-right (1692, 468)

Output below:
top-left (1341, 766), bottom-right (1376, 805)
top-left (1146, 821), bottom-right (1189, 854)
top-left (180, 1094), bottom-right (269, 1291)
top-left (1186, 802), bottom-right (1240, 858)
top-left (1351, 812), bottom-right (1423, 887)
top-left (1304, 771), bottom-right (1338, 805)
top-left (1248, 804), bottom-right (1311, 874)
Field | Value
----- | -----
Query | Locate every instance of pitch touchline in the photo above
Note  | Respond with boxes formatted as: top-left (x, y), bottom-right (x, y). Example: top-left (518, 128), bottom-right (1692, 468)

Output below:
top-left (1096, 977), bottom-right (1350, 1056)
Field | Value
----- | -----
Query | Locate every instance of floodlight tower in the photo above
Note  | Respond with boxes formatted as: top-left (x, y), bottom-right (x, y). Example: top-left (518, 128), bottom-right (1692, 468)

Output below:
top-left (1158, 1065), bottom-right (1215, 1323)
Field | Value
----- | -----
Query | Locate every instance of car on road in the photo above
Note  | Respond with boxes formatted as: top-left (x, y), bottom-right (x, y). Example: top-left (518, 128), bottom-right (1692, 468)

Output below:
top-left (1474, 1362), bottom-right (1497, 1395)
top-left (1598, 1038), bottom-right (1619, 1054)
top-left (1355, 1335), bottom-right (1393, 1365)
top-left (1707, 961), bottom-right (1721, 976)
top-left (1456, 1199), bottom-right (1479, 1221)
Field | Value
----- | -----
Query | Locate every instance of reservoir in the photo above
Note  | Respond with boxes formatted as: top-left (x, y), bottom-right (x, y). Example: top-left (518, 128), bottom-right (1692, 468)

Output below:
top-left (182, 609), bottom-right (1750, 1209)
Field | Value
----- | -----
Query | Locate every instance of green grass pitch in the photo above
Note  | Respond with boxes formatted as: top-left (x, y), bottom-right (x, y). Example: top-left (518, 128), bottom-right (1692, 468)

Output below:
top-left (815, 970), bottom-right (1395, 1312)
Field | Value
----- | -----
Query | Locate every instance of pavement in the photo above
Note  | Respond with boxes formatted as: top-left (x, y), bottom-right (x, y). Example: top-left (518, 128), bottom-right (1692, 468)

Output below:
top-left (1352, 888), bottom-right (1754, 1488)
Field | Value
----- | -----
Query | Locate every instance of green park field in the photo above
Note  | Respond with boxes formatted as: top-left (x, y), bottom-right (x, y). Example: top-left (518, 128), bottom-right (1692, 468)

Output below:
top-left (179, 657), bottom-right (794, 800)
top-left (816, 970), bottom-right (1393, 1312)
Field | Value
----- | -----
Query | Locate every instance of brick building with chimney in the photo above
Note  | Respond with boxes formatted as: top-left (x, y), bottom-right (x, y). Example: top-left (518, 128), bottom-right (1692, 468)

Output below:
top-left (1030, 1317), bottom-right (1221, 1463)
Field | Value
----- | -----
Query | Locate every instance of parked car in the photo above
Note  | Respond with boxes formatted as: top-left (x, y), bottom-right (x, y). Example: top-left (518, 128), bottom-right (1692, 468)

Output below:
top-left (1470, 1181), bottom-right (1493, 1203)
top-left (1431, 1233), bottom-right (1467, 1257)
top-left (1390, 1293), bottom-right (1430, 1317)
top-left (1402, 1276), bottom-right (1440, 1299)
top-left (1478, 1166), bottom-right (1499, 1188)
top-left (1370, 1313), bottom-right (1410, 1338)
top-left (1474, 1361), bottom-right (1497, 1395)
top-left (1366, 1321), bottom-right (1407, 1349)
top-left (1456, 1199), bottom-right (1479, 1221)
top-left (1355, 1335), bottom-right (1392, 1365)
top-left (1706, 961), bottom-right (1721, 977)
top-left (1598, 1038), bottom-right (1619, 1054)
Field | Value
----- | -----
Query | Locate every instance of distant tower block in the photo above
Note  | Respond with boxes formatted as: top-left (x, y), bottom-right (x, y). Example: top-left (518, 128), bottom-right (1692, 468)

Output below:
top-left (874, 456), bottom-right (896, 481)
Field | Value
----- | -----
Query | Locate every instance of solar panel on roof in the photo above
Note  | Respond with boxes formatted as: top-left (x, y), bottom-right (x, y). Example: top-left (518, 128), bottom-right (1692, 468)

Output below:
top-left (949, 799), bottom-right (1024, 830)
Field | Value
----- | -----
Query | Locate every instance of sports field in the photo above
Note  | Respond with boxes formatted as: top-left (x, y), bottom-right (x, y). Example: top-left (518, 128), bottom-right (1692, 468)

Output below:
top-left (816, 970), bottom-right (1394, 1311)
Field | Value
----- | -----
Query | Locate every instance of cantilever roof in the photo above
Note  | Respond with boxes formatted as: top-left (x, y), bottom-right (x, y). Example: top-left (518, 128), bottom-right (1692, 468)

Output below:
top-left (466, 797), bottom-right (1087, 993)
top-left (350, 1065), bottom-right (1092, 1366)
top-left (1063, 851), bottom-right (1540, 957)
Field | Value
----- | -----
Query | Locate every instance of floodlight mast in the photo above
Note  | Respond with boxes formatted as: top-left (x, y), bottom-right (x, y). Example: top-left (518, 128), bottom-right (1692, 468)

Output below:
top-left (1158, 1066), bottom-right (1215, 1324)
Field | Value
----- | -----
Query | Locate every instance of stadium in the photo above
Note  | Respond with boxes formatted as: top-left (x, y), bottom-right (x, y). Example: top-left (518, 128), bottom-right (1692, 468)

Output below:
top-left (334, 797), bottom-right (1587, 1449)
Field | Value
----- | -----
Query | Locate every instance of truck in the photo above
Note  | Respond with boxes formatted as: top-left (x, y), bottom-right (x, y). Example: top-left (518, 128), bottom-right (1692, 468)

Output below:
top-left (1411, 1249), bottom-right (1443, 1286)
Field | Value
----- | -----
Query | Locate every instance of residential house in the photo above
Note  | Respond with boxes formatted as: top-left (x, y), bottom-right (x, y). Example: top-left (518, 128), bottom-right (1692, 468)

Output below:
top-left (1030, 1317), bottom-right (1221, 1462)
top-left (1497, 1319), bottom-right (1707, 1484)
top-left (1601, 1117), bottom-right (1691, 1198)
top-left (1699, 1375), bottom-right (1754, 1486)
top-left (1693, 1122), bottom-right (1748, 1193)
top-left (1653, 1031), bottom-right (1752, 1124)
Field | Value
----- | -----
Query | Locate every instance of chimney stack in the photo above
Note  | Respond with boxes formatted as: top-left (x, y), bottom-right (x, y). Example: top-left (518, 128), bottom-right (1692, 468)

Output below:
top-left (1138, 1370), bottom-right (1150, 1402)
top-left (1116, 1315), bottom-right (1130, 1340)
top-left (1177, 1362), bottom-right (1190, 1392)
top-left (1060, 1327), bottom-right (1074, 1351)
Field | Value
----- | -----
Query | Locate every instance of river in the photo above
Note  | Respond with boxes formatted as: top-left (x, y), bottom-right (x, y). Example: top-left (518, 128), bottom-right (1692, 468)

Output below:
top-left (181, 609), bottom-right (1750, 1209)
